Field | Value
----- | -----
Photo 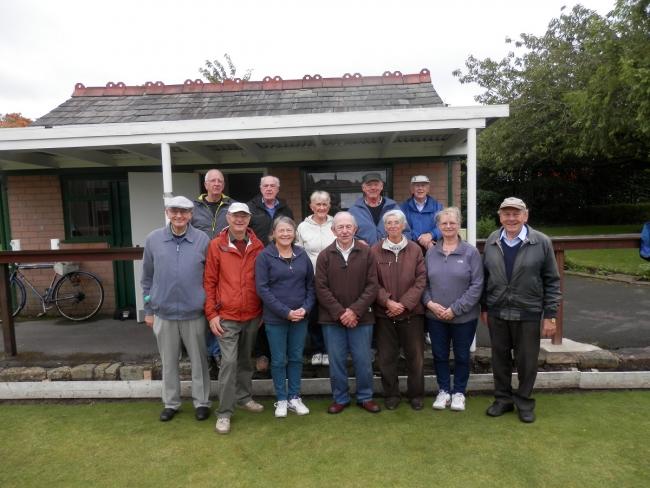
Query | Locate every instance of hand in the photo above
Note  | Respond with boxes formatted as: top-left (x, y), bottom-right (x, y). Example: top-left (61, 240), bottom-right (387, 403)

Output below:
top-left (288, 308), bottom-right (306, 322)
top-left (440, 307), bottom-right (455, 321)
top-left (481, 311), bottom-right (489, 326)
top-left (542, 318), bottom-right (557, 338)
top-left (385, 299), bottom-right (405, 318)
top-left (209, 316), bottom-right (224, 336)
top-left (417, 233), bottom-right (434, 249)
top-left (340, 308), bottom-right (358, 328)
top-left (427, 301), bottom-right (447, 320)
top-left (144, 315), bottom-right (154, 328)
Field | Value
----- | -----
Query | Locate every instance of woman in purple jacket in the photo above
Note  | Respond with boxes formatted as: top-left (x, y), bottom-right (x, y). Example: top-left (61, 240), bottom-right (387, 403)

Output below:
top-left (255, 216), bottom-right (315, 418)
top-left (423, 207), bottom-right (484, 412)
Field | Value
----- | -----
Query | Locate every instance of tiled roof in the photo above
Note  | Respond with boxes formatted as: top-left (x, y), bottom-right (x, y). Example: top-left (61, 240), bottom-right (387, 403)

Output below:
top-left (33, 69), bottom-right (444, 126)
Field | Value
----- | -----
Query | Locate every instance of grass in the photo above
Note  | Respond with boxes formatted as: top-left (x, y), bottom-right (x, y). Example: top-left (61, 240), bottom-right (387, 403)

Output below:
top-left (1, 392), bottom-right (649, 488)
top-left (538, 225), bottom-right (650, 279)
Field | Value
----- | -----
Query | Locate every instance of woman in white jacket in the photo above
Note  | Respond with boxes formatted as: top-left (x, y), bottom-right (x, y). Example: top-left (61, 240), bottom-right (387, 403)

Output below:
top-left (296, 191), bottom-right (336, 366)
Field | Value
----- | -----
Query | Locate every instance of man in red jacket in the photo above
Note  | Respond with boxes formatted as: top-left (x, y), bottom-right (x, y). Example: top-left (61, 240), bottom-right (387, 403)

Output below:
top-left (204, 202), bottom-right (265, 435)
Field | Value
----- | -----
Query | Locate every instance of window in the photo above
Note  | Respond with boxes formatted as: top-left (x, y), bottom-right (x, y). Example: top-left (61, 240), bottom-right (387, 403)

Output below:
top-left (62, 178), bottom-right (113, 240)
top-left (303, 167), bottom-right (391, 215)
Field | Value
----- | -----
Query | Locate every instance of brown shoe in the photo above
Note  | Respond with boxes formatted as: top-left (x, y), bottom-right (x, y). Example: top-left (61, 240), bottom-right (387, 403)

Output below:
top-left (410, 398), bottom-right (424, 411)
top-left (357, 400), bottom-right (381, 413)
top-left (327, 402), bottom-right (350, 414)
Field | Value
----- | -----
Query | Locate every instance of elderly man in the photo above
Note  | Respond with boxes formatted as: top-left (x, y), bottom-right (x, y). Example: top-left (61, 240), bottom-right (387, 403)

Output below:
top-left (204, 202), bottom-right (265, 434)
top-left (315, 211), bottom-right (380, 414)
top-left (482, 197), bottom-right (561, 423)
top-left (192, 169), bottom-right (234, 240)
top-left (400, 175), bottom-right (443, 251)
top-left (247, 175), bottom-right (294, 372)
top-left (349, 173), bottom-right (408, 246)
top-left (141, 196), bottom-right (211, 422)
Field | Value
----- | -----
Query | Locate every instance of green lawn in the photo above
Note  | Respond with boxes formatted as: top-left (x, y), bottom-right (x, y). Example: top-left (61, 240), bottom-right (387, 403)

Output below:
top-left (1, 392), bottom-right (649, 488)
top-left (539, 225), bottom-right (649, 279)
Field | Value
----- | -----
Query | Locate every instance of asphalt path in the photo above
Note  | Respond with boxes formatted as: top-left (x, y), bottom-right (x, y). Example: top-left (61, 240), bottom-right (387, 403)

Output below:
top-left (2, 275), bottom-right (649, 364)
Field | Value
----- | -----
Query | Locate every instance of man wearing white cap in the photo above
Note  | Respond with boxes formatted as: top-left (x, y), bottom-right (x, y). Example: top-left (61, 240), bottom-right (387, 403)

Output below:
top-left (481, 197), bottom-right (561, 423)
top-left (400, 175), bottom-right (443, 251)
top-left (204, 202), bottom-right (266, 434)
top-left (141, 196), bottom-right (212, 422)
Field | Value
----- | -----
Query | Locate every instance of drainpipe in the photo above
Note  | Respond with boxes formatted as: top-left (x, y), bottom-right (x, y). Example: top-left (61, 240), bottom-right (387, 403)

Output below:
top-left (466, 128), bottom-right (477, 246)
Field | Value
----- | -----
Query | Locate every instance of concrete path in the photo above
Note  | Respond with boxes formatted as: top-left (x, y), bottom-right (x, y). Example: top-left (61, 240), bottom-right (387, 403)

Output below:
top-left (2, 274), bottom-right (649, 365)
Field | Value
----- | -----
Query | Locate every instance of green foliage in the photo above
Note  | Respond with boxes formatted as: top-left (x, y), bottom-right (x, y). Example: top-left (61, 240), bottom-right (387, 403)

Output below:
top-left (454, 0), bottom-right (650, 223)
top-left (0, 112), bottom-right (31, 127)
top-left (581, 202), bottom-right (650, 224)
top-left (477, 216), bottom-right (498, 238)
top-left (199, 52), bottom-right (252, 83)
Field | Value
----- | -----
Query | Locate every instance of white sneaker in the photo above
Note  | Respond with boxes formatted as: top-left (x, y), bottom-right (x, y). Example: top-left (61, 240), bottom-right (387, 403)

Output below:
top-left (425, 333), bottom-right (431, 345)
top-left (274, 400), bottom-right (288, 418)
top-left (433, 391), bottom-right (451, 410)
top-left (215, 417), bottom-right (230, 434)
top-left (450, 393), bottom-right (466, 411)
top-left (311, 353), bottom-right (322, 366)
top-left (288, 397), bottom-right (310, 415)
top-left (239, 400), bottom-right (264, 413)
top-left (321, 354), bottom-right (329, 366)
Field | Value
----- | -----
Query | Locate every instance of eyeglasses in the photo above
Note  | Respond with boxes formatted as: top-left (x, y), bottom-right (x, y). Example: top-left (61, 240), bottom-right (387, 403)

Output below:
top-left (167, 208), bottom-right (191, 215)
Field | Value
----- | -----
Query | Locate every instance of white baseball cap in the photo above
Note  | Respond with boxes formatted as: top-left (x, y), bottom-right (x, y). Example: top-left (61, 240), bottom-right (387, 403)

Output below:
top-left (228, 202), bottom-right (252, 214)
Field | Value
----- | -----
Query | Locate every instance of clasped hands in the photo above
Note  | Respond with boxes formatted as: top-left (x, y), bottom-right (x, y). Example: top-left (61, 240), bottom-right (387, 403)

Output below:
top-left (427, 301), bottom-right (455, 321)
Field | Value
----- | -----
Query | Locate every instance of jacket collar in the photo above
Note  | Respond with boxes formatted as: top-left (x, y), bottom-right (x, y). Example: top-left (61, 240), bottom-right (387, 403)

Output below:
top-left (163, 224), bottom-right (196, 242)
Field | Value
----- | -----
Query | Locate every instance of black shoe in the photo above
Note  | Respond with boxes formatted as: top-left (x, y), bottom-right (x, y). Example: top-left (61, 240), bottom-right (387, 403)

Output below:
top-left (195, 406), bottom-right (211, 421)
top-left (159, 408), bottom-right (178, 422)
top-left (410, 398), bottom-right (424, 411)
top-left (486, 402), bottom-right (514, 417)
top-left (384, 397), bottom-right (400, 410)
top-left (518, 409), bottom-right (536, 423)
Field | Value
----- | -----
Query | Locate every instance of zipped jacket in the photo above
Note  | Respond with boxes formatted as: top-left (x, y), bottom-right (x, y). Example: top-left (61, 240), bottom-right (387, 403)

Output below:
top-left (255, 243), bottom-right (315, 324)
top-left (400, 195), bottom-right (443, 242)
top-left (315, 240), bottom-right (378, 325)
top-left (370, 239), bottom-right (426, 319)
top-left (482, 225), bottom-right (561, 321)
top-left (247, 194), bottom-right (294, 245)
top-left (141, 224), bottom-right (209, 320)
top-left (191, 194), bottom-right (234, 240)
top-left (204, 227), bottom-right (264, 322)
top-left (348, 196), bottom-right (411, 246)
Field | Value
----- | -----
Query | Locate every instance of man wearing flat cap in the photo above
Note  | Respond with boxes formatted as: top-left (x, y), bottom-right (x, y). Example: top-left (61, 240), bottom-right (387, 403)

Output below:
top-left (141, 196), bottom-right (212, 423)
top-left (349, 173), bottom-right (409, 246)
top-left (481, 197), bottom-right (561, 423)
top-left (400, 175), bottom-right (443, 251)
top-left (204, 202), bottom-right (266, 434)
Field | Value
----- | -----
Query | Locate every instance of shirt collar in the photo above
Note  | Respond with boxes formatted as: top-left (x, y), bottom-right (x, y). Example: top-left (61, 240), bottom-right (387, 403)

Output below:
top-left (500, 225), bottom-right (528, 246)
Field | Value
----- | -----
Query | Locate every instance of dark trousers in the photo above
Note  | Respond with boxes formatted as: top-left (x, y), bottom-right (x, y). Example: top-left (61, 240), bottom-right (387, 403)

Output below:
top-left (375, 315), bottom-right (425, 400)
top-left (308, 306), bottom-right (326, 354)
top-left (488, 316), bottom-right (541, 412)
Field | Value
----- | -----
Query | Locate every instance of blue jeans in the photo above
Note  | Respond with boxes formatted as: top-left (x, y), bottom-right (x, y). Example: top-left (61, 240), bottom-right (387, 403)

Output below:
top-left (427, 318), bottom-right (477, 394)
top-left (322, 323), bottom-right (374, 404)
top-left (265, 319), bottom-right (308, 401)
top-left (207, 331), bottom-right (221, 358)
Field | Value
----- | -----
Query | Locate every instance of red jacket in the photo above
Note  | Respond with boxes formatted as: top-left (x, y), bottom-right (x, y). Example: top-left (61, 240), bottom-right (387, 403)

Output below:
top-left (204, 227), bottom-right (264, 322)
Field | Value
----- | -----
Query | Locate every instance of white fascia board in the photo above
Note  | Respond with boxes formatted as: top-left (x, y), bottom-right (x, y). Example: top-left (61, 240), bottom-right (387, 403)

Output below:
top-left (0, 105), bottom-right (509, 151)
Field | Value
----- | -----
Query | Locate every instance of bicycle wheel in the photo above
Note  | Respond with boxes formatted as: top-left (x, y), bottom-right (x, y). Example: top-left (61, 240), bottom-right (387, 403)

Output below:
top-left (9, 276), bottom-right (27, 317)
top-left (53, 271), bottom-right (104, 321)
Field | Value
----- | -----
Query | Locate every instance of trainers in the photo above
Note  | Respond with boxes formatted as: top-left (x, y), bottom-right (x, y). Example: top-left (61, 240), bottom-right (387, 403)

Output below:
top-left (288, 397), bottom-right (310, 415)
top-left (274, 400), bottom-right (288, 418)
top-left (311, 353), bottom-right (322, 366)
top-left (425, 333), bottom-right (431, 345)
top-left (239, 400), bottom-right (264, 413)
top-left (450, 393), bottom-right (466, 411)
top-left (215, 417), bottom-right (230, 434)
top-left (321, 354), bottom-right (329, 366)
top-left (433, 391), bottom-right (451, 410)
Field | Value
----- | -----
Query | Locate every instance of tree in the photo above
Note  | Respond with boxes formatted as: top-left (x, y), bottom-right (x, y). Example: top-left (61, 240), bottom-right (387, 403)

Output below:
top-left (453, 0), bottom-right (650, 222)
top-left (199, 53), bottom-right (252, 83)
top-left (0, 113), bottom-right (32, 128)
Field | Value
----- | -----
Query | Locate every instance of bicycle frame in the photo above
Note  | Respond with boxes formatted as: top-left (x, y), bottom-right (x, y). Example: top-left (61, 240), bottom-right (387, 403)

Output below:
top-left (11, 265), bottom-right (61, 314)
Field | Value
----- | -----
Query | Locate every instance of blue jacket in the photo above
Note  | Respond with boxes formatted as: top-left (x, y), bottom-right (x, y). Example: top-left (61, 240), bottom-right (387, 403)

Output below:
top-left (255, 243), bottom-right (315, 324)
top-left (401, 195), bottom-right (443, 242)
top-left (349, 196), bottom-right (411, 246)
top-left (141, 224), bottom-right (209, 320)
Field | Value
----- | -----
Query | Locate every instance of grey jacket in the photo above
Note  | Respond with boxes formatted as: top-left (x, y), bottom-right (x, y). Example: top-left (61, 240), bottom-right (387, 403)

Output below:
top-left (191, 194), bottom-right (234, 240)
top-left (482, 225), bottom-right (561, 321)
top-left (141, 224), bottom-right (210, 320)
top-left (422, 239), bottom-right (484, 323)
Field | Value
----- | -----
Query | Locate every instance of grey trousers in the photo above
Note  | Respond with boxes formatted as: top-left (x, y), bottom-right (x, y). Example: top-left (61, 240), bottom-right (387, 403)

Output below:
top-left (153, 316), bottom-right (211, 410)
top-left (216, 317), bottom-right (261, 418)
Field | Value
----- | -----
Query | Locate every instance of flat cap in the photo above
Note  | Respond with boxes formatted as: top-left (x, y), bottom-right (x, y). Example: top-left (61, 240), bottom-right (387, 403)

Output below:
top-left (499, 197), bottom-right (527, 210)
top-left (165, 196), bottom-right (193, 209)
top-left (410, 175), bottom-right (430, 184)
top-left (362, 173), bottom-right (383, 184)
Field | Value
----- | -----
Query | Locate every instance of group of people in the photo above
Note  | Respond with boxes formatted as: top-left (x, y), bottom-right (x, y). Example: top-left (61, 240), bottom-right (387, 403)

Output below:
top-left (141, 170), bottom-right (561, 435)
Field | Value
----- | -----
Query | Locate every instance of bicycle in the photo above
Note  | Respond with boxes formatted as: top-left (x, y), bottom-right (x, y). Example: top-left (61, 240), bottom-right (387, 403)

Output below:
top-left (8, 262), bottom-right (104, 321)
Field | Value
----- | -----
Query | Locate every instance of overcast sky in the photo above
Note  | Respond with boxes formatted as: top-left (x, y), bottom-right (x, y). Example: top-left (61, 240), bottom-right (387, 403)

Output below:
top-left (0, 0), bottom-right (616, 120)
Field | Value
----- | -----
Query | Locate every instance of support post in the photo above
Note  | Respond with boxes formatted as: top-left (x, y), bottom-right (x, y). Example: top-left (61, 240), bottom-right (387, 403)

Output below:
top-left (466, 128), bottom-right (477, 246)
top-left (0, 263), bottom-right (17, 356)
top-left (160, 142), bottom-right (173, 201)
top-left (553, 249), bottom-right (565, 345)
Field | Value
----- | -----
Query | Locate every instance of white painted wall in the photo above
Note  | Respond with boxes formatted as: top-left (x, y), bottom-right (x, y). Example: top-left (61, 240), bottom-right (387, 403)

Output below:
top-left (128, 172), bottom-right (200, 321)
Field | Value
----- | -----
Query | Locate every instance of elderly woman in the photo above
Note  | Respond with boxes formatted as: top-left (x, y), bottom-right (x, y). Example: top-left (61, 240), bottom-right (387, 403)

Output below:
top-left (296, 191), bottom-right (336, 367)
top-left (423, 207), bottom-right (484, 412)
top-left (255, 216), bottom-right (315, 418)
top-left (370, 209), bottom-right (427, 410)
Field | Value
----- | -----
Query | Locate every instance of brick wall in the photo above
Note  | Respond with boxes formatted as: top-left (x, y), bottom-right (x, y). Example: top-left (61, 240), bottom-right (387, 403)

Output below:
top-left (392, 160), bottom-right (462, 208)
top-left (272, 167), bottom-right (303, 221)
top-left (6, 175), bottom-right (115, 317)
